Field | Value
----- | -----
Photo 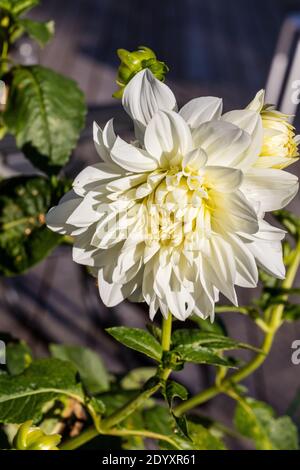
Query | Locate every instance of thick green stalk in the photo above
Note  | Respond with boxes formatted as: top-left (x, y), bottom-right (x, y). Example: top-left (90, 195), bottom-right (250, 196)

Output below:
top-left (174, 243), bottom-right (300, 416)
top-left (161, 313), bottom-right (172, 351)
top-left (160, 312), bottom-right (172, 380)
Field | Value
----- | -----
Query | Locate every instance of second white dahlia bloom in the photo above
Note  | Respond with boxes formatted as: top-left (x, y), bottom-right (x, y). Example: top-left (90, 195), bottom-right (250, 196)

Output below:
top-left (46, 70), bottom-right (299, 321)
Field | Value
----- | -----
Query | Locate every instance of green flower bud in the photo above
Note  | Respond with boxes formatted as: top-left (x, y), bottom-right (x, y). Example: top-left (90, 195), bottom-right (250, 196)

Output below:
top-left (0, 16), bottom-right (10, 28)
top-left (13, 421), bottom-right (61, 450)
top-left (113, 46), bottom-right (169, 98)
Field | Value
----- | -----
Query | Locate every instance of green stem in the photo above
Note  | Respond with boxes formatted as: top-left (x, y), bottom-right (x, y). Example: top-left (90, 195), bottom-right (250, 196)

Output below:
top-left (100, 381), bottom-right (160, 431)
top-left (215, 306), bottom-right (269, 332)
top-left (174, 242), bottom-right (300, 416)
top-left (60, 427), bottom-right (98, 450)
top-left (161, 313), bottom-right (172, 351)
top-left (106, 428), bottom-right (180, 449)
top-left (160, 312), bottom-right (172, 380)
top-left (215, 306), bottom-right (249, 315)
top-left (61, 235), bottom-right (74, 246)
top-left (0, 40), bottom-right (9, 75)
top-left (60, 426), bottom-right (180, 451)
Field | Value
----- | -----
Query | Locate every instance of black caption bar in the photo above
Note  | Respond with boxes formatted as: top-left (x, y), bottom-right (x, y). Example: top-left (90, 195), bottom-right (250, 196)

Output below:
top-left (0, 450), bottom-right (298, 467)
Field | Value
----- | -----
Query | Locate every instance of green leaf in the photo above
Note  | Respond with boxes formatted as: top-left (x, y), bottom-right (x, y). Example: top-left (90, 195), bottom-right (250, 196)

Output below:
top-left (144, 406), bottom-right (226, 450)
top-left (121, 410), bottom-right (146, 450)
top-left (50, 344), bottom-right (110, 395)
top-left (146, 323), bottom-right (162, 342)
top-left (0, 175), bottom-right (69, 275)
top-left (121, 367), bottom-right (157, 390)
top-left (234, 397), bottom-right (299, 450)
top-left (6, 341), bottom-right (32, 375)
top-left (165, 380), bottom-right (188, 408)
top-left (172, 329), bottom-right (258, 352)
top-left (0, 0), bottom-right (39, 15)
top-left (106, 327), bottom-right (162, 362)
top-left (86, 396), bottom-right (105, 415)
top-left (4, 65), bottom-right (86, 174)
top-left (18, 19), bottom-right (54, 46)
top-left (173, 344), bottom-right (237, 367)
top-left (143, 405), bottom-right (175, 436)
top-left (171, 330), bottom-right (258, 367)
top-left (165, 380), bottom-right (189, 438)
top-left (0, 358), bottom-right (84, 424)
top-left (86, 396), bottom-right (106, 431)
top-left (162, 421), bottom-right (227, 450)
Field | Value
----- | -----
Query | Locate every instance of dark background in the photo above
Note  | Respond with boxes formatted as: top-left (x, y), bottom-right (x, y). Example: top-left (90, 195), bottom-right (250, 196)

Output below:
top-left (1, 0), bottom-right (300, 448)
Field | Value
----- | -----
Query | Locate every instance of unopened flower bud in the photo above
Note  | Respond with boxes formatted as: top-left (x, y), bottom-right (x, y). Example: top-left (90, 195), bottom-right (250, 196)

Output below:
top-left (113, 46), bottom-right (169, 98)
top-left (13, 421), bottom-right (61, 450)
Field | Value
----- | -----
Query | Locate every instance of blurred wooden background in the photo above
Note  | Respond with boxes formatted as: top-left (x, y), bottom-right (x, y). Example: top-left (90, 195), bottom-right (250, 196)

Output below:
top-left (0, 0), bottom-right (300, 447)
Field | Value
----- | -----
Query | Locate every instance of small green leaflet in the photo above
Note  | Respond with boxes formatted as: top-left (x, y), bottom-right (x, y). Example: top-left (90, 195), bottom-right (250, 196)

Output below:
top-left (106, 327), bottom-right (163, 362)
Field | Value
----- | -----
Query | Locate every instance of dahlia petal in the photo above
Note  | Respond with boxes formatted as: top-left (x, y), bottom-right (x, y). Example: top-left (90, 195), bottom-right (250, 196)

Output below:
top-left (128, 287), bottom-right (144, 303)
top-left (183, 148), bottom-right (208, 170)
top-left (149, 295), bottom-right (160, 320)
top-left (73, 163), bottom-right (123, 196)
top-left (111, 136), bottom-right (159, 172)
top-left (122, 69), bottom-right (177, 140)
top-left (98, 269), bottom-right (139, 307)
top-left (241, 168), bottom-right (299, 211)
top-left (193, 287), bottom-right (215, 320)
top-left (253, 156), bottom-right (297, 169)
top-left (204, 166), bottom-right (243, 192)
top-left (222, 109), bottom-right (261, 136)
top-left (66, 192), bottom-right (101, 227)
top-left (93, 119), bottom-right (117, 163)
top-left (246, 89), bottom-right (265, 112)
top-left (226, 234), bottom-right (258, 288)
top-left (193, 120), bottom-right (251, 168)
top-left (222, 109), bottom-right (263, 169)
top-left (46, 191), bottom-right (82, 235)
top-left (166, 286), bottom-right (195, 321)
top-left (144, 110), bottom-right (193, 160)
top-left (248, 239), bottom-right (285, 279)
top-left (106, 174), bottom-right (147, 192)
top-left (179, 96), bottom-right (223, 128)
top-left (72, 245), bottom-right (97, 266)
top-left (213, 190), bottom-right (259, 235)
top-left (112, 244), bottom-right (144, 283)
top-left (204, 236), bottom-right (238, 305)
top-left (255, 219), bottom-right (286, 241)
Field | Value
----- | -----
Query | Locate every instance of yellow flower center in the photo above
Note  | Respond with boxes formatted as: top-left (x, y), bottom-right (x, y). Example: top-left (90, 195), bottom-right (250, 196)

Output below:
top-left (144, 167), bottom-right (213, 249)
top-left (260, 108), bottom-right (299, 164)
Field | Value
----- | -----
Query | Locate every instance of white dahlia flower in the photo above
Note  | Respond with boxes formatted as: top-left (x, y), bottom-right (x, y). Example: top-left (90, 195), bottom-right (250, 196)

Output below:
top-left (46, 70), bottom-right (299, 321)
top-left (247, 90), bottom-right (299, 170)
